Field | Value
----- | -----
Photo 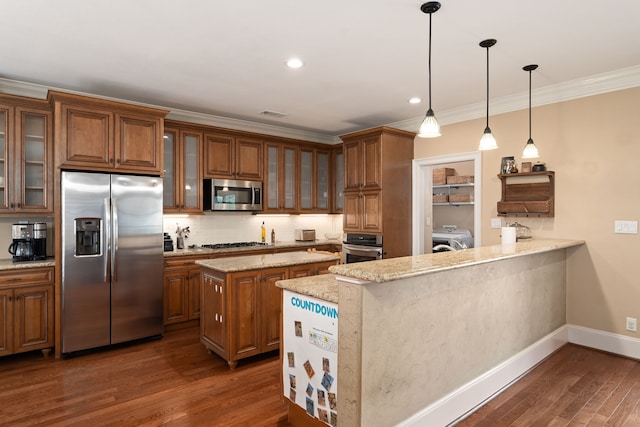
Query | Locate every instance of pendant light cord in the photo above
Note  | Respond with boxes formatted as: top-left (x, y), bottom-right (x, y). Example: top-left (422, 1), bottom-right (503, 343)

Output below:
top-left (485, 46), bottom-right (490, 129)
top-left (528, 69), bottom-right (532, 140)
top-left (428, 12), bottom-right (433, 110)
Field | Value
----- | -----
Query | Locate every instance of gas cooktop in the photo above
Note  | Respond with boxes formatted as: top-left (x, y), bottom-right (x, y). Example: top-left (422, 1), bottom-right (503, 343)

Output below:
top-left (191, 242), bottom-right (269, 250)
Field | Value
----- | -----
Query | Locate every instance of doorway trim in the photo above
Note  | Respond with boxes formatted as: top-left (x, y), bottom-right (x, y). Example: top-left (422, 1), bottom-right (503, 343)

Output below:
top-left (412, 151), bottom-right (482, 255)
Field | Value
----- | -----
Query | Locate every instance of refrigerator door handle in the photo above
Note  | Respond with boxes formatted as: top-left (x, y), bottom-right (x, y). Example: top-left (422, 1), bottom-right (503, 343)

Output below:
top-left (104, 197), bottom-right (111, 283)
top-left (112, 198), bottom-right (119, 282)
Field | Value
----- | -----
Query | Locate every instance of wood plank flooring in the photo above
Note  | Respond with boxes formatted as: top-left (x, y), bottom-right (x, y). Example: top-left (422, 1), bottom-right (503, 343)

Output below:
top-left (455, 344), bottom-right (640, 426)
top-left (2, 326), bottom-right (640, 427)
top-left (0, 326), bottom-right (289, 427)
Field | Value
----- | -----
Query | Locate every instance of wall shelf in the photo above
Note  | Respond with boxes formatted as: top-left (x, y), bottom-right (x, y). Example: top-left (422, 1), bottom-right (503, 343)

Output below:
top-left (497, 171), bottom-right (554, 217)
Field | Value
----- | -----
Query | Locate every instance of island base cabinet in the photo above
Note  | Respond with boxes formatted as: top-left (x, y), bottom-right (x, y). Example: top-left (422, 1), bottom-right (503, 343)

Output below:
top-left (200, 258), bottom-right (337, 369)
top-left (201, 267), bottom-right (287, 369)
top-left (0, 267), bottom-right (54, 357)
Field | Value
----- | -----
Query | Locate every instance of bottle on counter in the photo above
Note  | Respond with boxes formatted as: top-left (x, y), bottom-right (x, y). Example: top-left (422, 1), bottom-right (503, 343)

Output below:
top-left (261, 221), bottom-right (266, 243)
top-left (271, 228), bottom-right (276, 245)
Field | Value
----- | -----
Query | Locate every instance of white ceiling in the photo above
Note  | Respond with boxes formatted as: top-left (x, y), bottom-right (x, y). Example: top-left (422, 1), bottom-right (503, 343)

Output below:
top-left (2, 0), bottom-right (640, 140)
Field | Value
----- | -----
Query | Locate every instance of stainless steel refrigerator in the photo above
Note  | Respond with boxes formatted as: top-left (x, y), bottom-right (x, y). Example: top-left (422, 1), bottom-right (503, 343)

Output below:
top-left (61, 171), bottom-right (164, 354)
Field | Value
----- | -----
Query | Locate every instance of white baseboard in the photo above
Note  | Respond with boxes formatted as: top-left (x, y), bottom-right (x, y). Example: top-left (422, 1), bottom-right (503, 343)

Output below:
top-left (397, 325), bottom-right (640, 427)
top-left (397, 326), bottom-right (569, 427)
top-left (568, 324), bottom-right (640, 360)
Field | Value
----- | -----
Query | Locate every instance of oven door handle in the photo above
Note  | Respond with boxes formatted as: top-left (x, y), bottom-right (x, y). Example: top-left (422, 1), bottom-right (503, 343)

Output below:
top-left (342, 243), bottom-right (383, 258)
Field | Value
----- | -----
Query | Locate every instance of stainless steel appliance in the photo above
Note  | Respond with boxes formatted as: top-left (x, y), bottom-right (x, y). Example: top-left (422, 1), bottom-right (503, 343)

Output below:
top-left (8, 223), bottom-right (46, 262)
top-left (203, 178), bottom-right (262, 211)
top-left (432, 226), bottom-right (474, 252)
top-left (61, 171), bottom-right (164, 354)
top-left (9, 223), bottom-right (35, 262)
top-left (342, 233), bottom-right (383, 264)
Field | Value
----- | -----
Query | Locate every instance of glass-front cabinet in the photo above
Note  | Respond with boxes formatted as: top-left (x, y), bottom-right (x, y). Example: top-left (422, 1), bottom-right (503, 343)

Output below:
top-left (163, 126), bottom-right (202, 214)
top-left (299, 148), bottom-right (330, 212)
top-left (0, 98), bottom-right (52, 214)
top-left (333, 148), bottom-right (343, 213)
top-left (264, 143), bottom-right (297, 213)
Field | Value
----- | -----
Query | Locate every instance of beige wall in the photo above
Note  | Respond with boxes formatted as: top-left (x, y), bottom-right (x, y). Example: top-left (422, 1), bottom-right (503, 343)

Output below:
top-left (414, 86), bottom-right (640, 337)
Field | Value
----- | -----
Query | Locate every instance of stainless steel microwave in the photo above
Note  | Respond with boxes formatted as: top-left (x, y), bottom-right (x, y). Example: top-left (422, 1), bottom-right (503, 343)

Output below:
top-left (204, 179), bottom-right (263, 211)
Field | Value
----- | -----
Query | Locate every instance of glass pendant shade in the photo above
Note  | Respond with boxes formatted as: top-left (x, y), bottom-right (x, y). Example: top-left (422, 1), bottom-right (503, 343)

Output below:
top-left (522, 139), bottom-right (539, 159)
top-left (418, 108), bottom-right (441, 137)
top-left (479, 127), bottom-right (498, 150)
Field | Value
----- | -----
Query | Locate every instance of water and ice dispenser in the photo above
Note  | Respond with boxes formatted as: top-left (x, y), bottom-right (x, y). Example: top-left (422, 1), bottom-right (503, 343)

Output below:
top-left (75, 218), bottom-right (101, 256)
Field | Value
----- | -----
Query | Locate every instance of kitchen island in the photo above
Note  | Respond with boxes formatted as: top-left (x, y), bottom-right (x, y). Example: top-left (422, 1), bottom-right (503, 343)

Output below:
top-left (196, 251), bottom-right (340, 368)
top-left (276, 239), bottom-right (584, 427)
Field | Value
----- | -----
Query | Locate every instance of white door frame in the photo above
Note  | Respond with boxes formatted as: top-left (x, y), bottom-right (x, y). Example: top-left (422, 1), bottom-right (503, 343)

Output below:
top-left (412, 152), bottom-right (482, 255)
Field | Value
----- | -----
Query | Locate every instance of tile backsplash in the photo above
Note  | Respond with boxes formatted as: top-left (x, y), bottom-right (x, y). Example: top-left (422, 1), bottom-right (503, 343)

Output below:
top-left (163, 213), bottom-right (343, 246)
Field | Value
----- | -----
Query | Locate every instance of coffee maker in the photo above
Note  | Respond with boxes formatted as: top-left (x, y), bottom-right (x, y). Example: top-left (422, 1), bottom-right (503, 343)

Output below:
top-left (8, 223), bottom-right (47, 262)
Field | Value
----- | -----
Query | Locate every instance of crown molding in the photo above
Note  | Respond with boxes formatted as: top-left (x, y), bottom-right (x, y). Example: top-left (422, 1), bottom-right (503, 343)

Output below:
top-left (389, 64), bottom-right (640, 133)
top-left (1, 64), bottom-right (639, 143)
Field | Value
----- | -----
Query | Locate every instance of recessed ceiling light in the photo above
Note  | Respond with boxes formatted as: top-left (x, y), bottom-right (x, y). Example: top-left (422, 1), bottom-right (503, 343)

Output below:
top-left (286, 58), bottom-right (304, 69)
top-left (409, 97), bottom-right (422, 104)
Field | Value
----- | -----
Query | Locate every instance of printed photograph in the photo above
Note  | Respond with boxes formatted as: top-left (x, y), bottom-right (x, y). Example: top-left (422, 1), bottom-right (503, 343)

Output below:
top-left (317, 389), bottom-right (326, 406)
top-left (321, 371), bottom-right (334, 391)
top-left (318, 408), bottom-right (329, 423)
top-left (287, 352), bottom-right (295, 367)
top-left (323, 357), bottom-right (330, 372)
top-left (306, 397), bottom-right (315, 416)
top-left (328, 392), bottom-right (337, 410)
top-left (303, 359), bottom-right (315, 378)
top-left (306, 382), bottom-right (314, 397)
top-left (289, 374), bottom-right (296, 389)
top-left (295, 321), bottom-right (303, 337)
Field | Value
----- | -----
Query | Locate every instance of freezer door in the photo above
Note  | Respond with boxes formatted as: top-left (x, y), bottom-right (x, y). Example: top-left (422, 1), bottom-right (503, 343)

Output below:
top-left (110, 174), bottom-right (164, 344)
top-left (61, 172), bottom-right (112, 353)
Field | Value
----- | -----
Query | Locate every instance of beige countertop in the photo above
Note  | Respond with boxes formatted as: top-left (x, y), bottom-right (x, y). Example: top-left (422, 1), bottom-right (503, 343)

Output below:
top-left (0, 258), bottom-right (55, 271)
top-left (275, 273), bottom-right (340, 303)
top-left (195, 251), bottom-right (341, 273)
top-left (329, 238), bottom-right (585, 284)
top-left (164, 239), bottom-right (341, 257)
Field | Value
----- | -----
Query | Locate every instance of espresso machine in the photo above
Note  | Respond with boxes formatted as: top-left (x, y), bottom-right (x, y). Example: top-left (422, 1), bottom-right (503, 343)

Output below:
top-left (8, 223), bottom-right (47, 262)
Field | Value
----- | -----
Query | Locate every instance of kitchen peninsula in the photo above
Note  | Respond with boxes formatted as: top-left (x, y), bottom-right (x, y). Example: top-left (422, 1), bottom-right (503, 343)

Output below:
top-left (196, 251), bottom-right (340, 368)
top-left (276, 239), bottom-right (584, 427)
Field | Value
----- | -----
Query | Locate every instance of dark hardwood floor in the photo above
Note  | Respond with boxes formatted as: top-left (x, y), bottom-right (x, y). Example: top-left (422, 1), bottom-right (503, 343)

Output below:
top-left (0, 326), bottom-right (289, 427)
top-left (2, 326), bottom-right (639, 426)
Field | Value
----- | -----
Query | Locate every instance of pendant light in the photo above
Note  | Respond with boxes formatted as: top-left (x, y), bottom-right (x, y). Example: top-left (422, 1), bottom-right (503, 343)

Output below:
top-left (478, 39), bottom-right (498, 150)
top-left (418, 2), bottom-right (441, 138)
top-left (522, 64), bottom-right (540, 159)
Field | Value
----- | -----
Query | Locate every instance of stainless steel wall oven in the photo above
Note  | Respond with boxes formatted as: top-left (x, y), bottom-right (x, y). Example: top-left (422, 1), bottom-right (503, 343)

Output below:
top-left (342, 233), bottom-right (383, 264)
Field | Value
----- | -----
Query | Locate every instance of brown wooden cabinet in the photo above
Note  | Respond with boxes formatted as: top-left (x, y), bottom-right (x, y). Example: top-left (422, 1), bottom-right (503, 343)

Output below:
top-left (0, 95), bottom-right (53, 214)
top-left (340, 126), bottom-right (415, 258)
top-left (200, 259), bottom-right (338, 368)
top-left (204, 132), bottom-right (263, 180)
top-left (331, 145), bottom-right (344, 213)
top-left (48, 91), bottom-right (168, 175)
top-left (299, 147), bottom-right (331, 213)
top-left (264, 142), bottom-right (298, 213)
top-left (163, 124), bottom-right (203, 214)
top-left (163, 256), bottom-right (209, 326)
top-left (0, 267), bottom-right (54, 357)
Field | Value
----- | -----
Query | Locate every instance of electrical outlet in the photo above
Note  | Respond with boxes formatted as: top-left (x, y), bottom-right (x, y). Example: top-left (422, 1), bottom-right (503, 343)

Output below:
top-left (491, 218), bottom-right (502, 229)
top-left (626, 317), bottom-right (637, 332)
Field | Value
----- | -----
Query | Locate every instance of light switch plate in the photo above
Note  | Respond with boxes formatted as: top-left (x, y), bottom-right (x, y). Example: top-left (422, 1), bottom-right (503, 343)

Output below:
top-left (491, 218), bottom-right (502, 229)
top-left (615, 220), bottom-right (638, 234)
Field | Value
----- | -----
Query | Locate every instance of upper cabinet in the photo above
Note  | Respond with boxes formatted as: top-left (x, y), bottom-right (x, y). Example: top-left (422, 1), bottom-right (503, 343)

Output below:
top-left (163, 123), bottom-right (203, 214)
top-left (340, 126), bottom-right (415, 258)
top-left (332, 145), bottom-right (344, 213)
top-left (0, 95), bottom-right (53, 214)
top-left (204, 132), bottom-right (263, 180)
top-left (299, 147), bottom-right (330, 213)
top-left (48, 91), bottom-right (168, 175)
top-left (264, 142), bottom-right (298, 213)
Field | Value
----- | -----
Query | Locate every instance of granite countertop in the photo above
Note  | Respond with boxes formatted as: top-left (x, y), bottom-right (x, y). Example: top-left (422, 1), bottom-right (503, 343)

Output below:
top-left (164, 239), bottom-right (341, 257)
top-left (329, 238), bottom-right (585, 284)
top-left (276, 274), bottom-right (340, 303)
top-left (195, 251), bottom-right (341, 273)
top-left (0, 258), bottom-right (56, 271)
